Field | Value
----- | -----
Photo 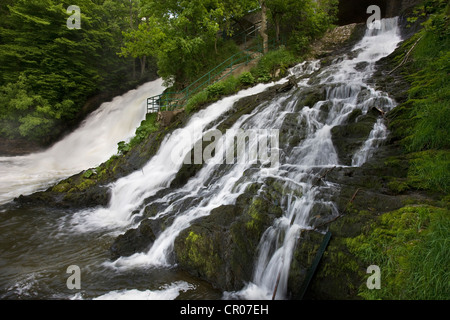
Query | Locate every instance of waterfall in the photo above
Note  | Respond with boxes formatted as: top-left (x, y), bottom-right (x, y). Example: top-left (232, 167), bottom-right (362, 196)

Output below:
top-left (69, 82), bottom-right (285, 233)
top-left (225, 17), bottom-right (402, 300)
top-left (71, 17), bottom-right (400, 298)
top-left (0, 79), bottom-right (165, 205)
top-left (87, 17), bottom-right (401, 299)
top-left (0, 18), bottom-right (405, 300)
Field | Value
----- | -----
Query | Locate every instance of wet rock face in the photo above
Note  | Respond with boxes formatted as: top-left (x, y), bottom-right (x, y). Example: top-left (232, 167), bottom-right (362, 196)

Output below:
top-left (110, 219), bottom-right (158, 260)
top-left (331, 107), bottom-right (381, 166)
top-left (173, 183), bottom-right (283, 291)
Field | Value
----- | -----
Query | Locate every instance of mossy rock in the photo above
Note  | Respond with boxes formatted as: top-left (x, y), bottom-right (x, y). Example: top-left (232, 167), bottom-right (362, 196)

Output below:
top-left (52, 182), bottom-right (72, 193)
top-left (331, 107), bottom-right (381, 166)
top-left (173, 186), bottom-right (283, 291)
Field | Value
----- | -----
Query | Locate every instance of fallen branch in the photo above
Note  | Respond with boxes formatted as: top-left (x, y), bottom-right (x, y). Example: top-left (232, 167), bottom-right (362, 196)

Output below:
top-left (312, 188), bottom-right (361, 231)
top-left (272, 271), bottom-right (282, 300)
top-left (388, 36), bottom-right (423, 75)
top-left (314, 166), bottom-right (337, 186)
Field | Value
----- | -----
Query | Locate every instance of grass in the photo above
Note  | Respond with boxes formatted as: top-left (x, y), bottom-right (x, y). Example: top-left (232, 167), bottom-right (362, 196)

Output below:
top-left (407, 150), bottom-right (450, 193)
top-left (406, 29), bottom-right (450, 152)
top-left (388, 6), bottom-right (450, 195)
top-left (346, 205), bottom-right (450, 300)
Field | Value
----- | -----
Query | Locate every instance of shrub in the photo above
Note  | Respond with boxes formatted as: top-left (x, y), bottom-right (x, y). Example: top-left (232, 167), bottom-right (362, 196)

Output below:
top-left (207, 82), bottom-right (226, 99)
top-left (238, 72), bottom-right (255, 86)
top-left (251, 47), bottom-right (296, 82)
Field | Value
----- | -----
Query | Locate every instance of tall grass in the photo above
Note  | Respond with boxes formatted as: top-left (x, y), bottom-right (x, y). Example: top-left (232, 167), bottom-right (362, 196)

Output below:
top-left (407, 30), bottom-right (450, 152)
top-left (346, 205), bottom-right (450, 300)
top-left (396, 7), bottom-right (450, 195)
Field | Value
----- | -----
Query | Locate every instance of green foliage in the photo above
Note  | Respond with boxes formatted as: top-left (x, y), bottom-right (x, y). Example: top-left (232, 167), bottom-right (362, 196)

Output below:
top-left (406, 8), bottom-right (450, 152)
top-left (0, 74), bottom-right (68, 140)
top-left (407, 0), bottom-right (449, 24)
top-left (346, 205), bottom-right (450, 300)
top-left (117, 141), bottom-right (132, 155)
top-left (138, 0), bottom-right (254, 87)
top-left (134, 0), bottom-right (338, 88)
top-left (389, 6), bottom-right (450, 195)
top-left (207, 82), bottom-right (226, 99)
top-left (0, 0), bottom-right (144, 142)
top-left (83, 169), bottom-right (95, 179)
top-left (117, 113), bottom-right (159, 155)
top-left (251, 47), bottom-right (296, 81)
top-left (238, 72), bottom-right (255, 86)
top-left (185, 90), bottom-right (210, 114)
top-left (407, 151), bottom-right (450, 193)
top-left (205, 76), bottom-right (240, 100)
top-left (265, 0), bottom-right (338, 55)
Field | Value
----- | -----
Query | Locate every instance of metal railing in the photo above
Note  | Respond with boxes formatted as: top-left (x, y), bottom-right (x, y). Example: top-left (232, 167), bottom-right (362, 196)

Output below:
top-left (147, 27), bottom-right (281, 114)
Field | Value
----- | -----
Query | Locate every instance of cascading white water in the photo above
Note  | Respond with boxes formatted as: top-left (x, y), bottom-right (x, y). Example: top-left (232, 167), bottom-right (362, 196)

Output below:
top-left (228, 17), bottom-right (402, 300)
top-left (64, 18), bottom-right (400, 300)
top-left (352, 118), bottom-right (389, 166)
top-left (69, 82), bottom-right (284, 233)
top-left (0, 79), bottom-right (165, 205)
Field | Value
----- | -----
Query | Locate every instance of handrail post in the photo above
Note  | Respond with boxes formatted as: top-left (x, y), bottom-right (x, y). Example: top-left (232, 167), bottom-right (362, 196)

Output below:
top-left (298, 231), bottom-right (332, 300)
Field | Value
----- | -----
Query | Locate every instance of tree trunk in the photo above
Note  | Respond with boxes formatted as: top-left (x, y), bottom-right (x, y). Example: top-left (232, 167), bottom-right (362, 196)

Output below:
top-left (130, 1), bottom-right (135, 79)
top-left (275, 16), bottom-right (280, 43)
top-left (140, 56), bottom-right (146, 78)
top-left (260, 0), bottom-right (269, 54)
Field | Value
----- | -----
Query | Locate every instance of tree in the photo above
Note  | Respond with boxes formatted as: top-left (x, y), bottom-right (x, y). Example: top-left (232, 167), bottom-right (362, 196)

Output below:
top-left (120, 18), bottom-right (166, 78)
top-left (266, 0), bottom-right (288, 43)
top-left (137, 0), bottom-right (256, 86)
top-left (260, 0), bottom-right (269, 54)
top-left (0, 0), bottom-right (144, 142)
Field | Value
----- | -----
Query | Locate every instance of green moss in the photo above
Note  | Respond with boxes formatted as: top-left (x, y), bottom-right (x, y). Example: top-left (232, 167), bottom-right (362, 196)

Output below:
top-left (245, 198), bottom-right (261, 230)
top-left (52, 182), bottom-right (71, 193)
top-left (180, 231), bottom-right (221, 279)
top-left (83, 169), bottom-right (95, 179)
top-left (346, 205), bottom-right (450, 300)
top-left (387, 179), bottom-right (410, 194)
top-left (73, 178), bottom-right (97, 192)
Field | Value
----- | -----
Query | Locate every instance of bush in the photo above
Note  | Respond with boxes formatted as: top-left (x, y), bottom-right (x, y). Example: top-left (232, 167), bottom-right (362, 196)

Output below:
top-left (251, 47), bottom-right (296, 82)
top-left (238, 72), bottom-right (255, 86)
top-left (207, 82), bottom-right (226, 99)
